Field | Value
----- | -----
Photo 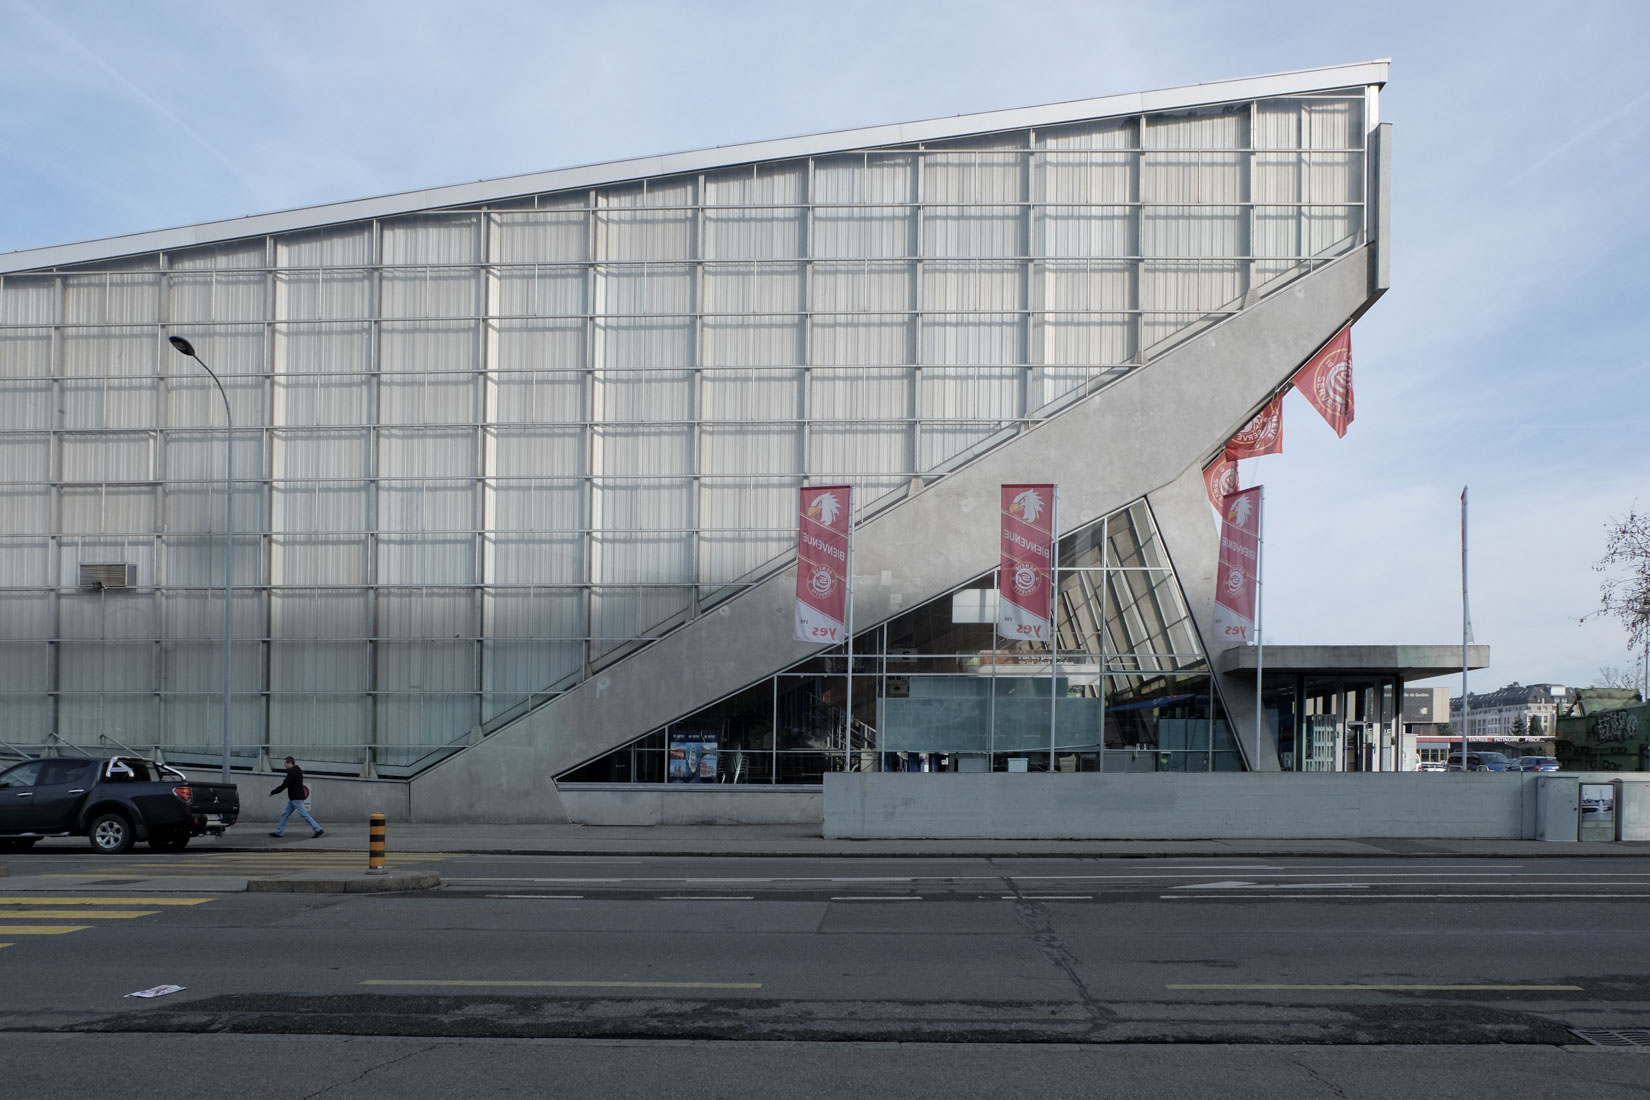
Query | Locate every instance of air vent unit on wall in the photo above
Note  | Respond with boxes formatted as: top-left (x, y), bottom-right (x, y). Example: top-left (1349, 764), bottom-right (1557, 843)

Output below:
top-left (80, 563), bottom-right (136, 589)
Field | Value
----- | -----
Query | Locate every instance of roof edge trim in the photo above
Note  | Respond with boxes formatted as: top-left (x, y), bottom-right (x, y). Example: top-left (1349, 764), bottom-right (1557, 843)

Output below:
top-left (3, 60), bottom-right (1387, 274)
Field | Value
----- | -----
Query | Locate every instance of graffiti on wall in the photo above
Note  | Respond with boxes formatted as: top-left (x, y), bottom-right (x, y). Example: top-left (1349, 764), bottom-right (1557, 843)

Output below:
top-left (1595, 710), bottom-right (1642, 744)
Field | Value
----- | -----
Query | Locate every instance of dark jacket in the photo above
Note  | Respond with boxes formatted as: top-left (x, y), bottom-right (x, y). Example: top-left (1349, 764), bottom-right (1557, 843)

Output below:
top-left (271, 765), bottom-right (305, 801)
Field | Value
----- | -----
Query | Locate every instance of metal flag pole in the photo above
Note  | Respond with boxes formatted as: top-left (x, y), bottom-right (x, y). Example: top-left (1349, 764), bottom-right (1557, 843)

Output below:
top-left (1461, 486), bottom-right (1471, 770)
top-left (1049, 487), bottom-right (1061, 772)
top-left (1254, 485), bottom-right (1265, 769)
top-left (1097, 513), bottom-right (1108, 774)
top-left (844, 487), bottom-right (856, 775)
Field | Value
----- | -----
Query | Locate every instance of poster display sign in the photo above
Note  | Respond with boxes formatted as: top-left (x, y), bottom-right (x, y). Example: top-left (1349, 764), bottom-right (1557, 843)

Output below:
top-left (1212, 487), bottom-right (1262, 643)
top-left (998, 484), bottom-right (1055, 642)
top-left (795, 486), bottom-right (852, 644)
top-left (668, 731), bottom-right (719, 783)
top-left (1581, 784), bottom-right (1616, 821)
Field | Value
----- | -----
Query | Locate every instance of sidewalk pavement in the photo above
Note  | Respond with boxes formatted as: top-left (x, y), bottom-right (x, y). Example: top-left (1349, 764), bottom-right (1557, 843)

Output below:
top-left (25, 822), bottom-right (1650, 860)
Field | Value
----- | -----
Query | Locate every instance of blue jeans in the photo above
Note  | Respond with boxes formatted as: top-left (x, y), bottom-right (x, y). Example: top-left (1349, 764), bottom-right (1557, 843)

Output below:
top-left (274, 799), bottom-right (321, 835)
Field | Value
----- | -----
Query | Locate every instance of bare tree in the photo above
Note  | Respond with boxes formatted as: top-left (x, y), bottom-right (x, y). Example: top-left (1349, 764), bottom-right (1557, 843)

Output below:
top-left (1589, 507), bottom-right (1650, 652)
top-left (1596, 666), bottom-right (1639, 690)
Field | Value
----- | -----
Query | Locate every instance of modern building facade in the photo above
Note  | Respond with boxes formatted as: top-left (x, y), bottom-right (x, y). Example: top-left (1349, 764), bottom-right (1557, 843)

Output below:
top-left (1451, 683), bottom-right (1568, 740)
top-left (0, 63), bottom-right (1396, 821)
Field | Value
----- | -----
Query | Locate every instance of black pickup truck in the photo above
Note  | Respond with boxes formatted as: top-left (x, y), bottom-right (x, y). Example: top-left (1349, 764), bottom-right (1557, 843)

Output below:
top-left (0, 756), bottom-right (240, 854)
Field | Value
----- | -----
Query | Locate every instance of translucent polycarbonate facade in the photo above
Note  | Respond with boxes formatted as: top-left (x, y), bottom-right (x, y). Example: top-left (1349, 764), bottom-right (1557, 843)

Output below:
top-left (0, 88), bottom-right (1367, 775)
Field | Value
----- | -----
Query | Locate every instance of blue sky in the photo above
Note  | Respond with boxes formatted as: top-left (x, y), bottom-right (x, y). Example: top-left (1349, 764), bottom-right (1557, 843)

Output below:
top-left (2, 0), bottom-right (1646, 693)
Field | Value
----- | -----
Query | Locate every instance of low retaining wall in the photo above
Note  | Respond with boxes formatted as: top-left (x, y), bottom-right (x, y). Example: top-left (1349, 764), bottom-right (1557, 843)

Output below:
top-left (175, 767), bottom-right (1650, 836)
top-left (183, 768), bottom-right (818, 827)
top-left (824, 772), bottom-right (1602, 840)
top-left (556, 785), bottom-right (823, 827)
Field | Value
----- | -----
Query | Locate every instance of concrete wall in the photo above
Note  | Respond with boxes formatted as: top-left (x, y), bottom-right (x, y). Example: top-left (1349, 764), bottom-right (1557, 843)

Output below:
top-left (823, 772), bottom-right (1650, 840)
top-left (185, 764), bottom-right (814, 828)
top-left (557, 786), bottom-right (822, 827)
top-left (191, 766), bottom-right (1650, 836)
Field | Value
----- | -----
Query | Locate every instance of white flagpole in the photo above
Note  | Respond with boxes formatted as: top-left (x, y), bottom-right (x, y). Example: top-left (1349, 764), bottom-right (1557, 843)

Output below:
top-left (1049, 487), bottom-right (1060, 772)
top-left (844, 488), bottom-right (856, 775)
top-left (1254, 485), bottom-right (1265, 769)
top-left (1097, 512), bottom-right (1108, 773)
top-left (1461, 486), bottom-right (1470, 769)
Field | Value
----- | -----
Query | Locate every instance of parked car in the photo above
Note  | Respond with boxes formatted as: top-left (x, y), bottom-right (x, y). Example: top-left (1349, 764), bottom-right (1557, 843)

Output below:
top-left (0, 755), bottom-right (239, 854)
top-left (1418, 760), bottom-right (1448, 772)
top-left (1508, 756), bottom-right (1561, 772)
top-left (1446, 751), bottom-right (1512, 772)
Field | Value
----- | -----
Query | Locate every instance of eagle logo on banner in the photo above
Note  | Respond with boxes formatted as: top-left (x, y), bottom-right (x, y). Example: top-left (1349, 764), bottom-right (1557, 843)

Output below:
top-left (806, 490), bottom-right (841, 527)
top-left (1009, 488), bottom-right (1045, 524)
top-left (1225, 394), bottom-right (1284, 460)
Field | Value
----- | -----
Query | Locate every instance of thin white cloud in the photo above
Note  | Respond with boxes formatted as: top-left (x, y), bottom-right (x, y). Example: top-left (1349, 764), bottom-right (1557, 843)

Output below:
top-left (10, 0), bottom-right (268, 200)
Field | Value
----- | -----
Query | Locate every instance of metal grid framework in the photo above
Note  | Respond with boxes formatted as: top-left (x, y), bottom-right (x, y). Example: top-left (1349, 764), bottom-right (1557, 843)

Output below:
top-left (562, 498), bottom-right (1240, 784)
top-left (0, 89), bottom-right (1368, 773)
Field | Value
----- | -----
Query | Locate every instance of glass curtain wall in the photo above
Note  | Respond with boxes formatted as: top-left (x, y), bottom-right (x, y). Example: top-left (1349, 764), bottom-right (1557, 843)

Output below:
top-left (559, 498), bottom-right (1242, 784)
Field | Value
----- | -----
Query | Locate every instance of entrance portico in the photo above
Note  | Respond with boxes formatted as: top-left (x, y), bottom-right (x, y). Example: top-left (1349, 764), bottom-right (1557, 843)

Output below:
top-left (1218, 645), bottom-right (1491, 771)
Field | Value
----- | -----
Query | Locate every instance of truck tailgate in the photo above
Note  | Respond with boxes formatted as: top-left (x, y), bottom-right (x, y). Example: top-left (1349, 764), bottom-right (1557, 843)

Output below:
top-left (187, 782), bottom-right (240, 816)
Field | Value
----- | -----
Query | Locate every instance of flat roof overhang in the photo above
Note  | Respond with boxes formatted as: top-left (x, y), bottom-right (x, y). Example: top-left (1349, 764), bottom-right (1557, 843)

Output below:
top-left (1217, 645), bottom-right (1490, 683)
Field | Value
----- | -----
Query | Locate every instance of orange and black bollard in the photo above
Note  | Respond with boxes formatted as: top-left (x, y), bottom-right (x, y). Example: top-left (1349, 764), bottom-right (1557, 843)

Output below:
top-left (367, 812), bottom-right (388, 875)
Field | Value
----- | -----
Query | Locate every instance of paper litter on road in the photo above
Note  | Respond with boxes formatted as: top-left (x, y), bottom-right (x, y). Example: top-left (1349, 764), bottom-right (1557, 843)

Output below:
top-left (125, 985), bottom-right (185, 999)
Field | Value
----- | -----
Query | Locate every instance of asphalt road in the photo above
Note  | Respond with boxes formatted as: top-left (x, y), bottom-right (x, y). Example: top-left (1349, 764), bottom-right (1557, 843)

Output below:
top-left (4, 852), bottom-right (1650, 1097)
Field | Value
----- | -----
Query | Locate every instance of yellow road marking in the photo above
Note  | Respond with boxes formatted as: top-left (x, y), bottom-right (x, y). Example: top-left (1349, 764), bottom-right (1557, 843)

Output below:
top-left (123, 860), bottom-right (363, 865)
top-left (38, 874), bottom-right (146, 880)
top-left (0, 925), bottom-right (92, 935)
top-left (0, 897), bottom-right (212, 906)
top-left (362, 979), bottom-right (762, 990)
top-left (1167, 984), bottom-right (1584, 992)
top-left (0, 909), bottom-right (158, 919)
top-left (0, 943), bottom-right (11, 949)
top-left (127, 857), bottom-right (366, 864)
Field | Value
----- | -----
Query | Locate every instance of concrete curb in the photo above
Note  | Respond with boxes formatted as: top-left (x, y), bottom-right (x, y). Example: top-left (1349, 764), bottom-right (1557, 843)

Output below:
top-left (245, 871), bottom-right (441, 894)
top-left (151, 842), bottom-right (1650, 859)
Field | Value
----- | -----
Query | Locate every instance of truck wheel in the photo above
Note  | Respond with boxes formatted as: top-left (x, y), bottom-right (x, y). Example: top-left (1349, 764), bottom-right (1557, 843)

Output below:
top-left (88, 812), bottom-right (134, 855)
top-left (148, 831), bottom-right (190, 852)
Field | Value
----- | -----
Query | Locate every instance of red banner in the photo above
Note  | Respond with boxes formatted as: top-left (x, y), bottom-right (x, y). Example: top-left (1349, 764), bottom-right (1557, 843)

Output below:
top-left (1202, 454), bottom-right (1240, 512)
top-left (1212, 487), bottom-right (1262, 643)
top-left (795, 485), bottom-right (852, 644)
top-left (1291, 325), bottom-right (1354, 438)
top-left (1225, 394), bottom-right (1284, 460)
top-left (998, 484), bottom-right (1055, 642)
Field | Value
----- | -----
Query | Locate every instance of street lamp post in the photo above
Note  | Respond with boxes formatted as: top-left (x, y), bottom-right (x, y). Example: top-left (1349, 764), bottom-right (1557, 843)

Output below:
top-left (167, 336), bottom-right (233, 783)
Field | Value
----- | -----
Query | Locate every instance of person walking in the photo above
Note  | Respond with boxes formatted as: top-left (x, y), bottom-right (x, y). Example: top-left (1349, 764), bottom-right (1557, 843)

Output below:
top-left (269, 756), bottom-right (323, 838)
